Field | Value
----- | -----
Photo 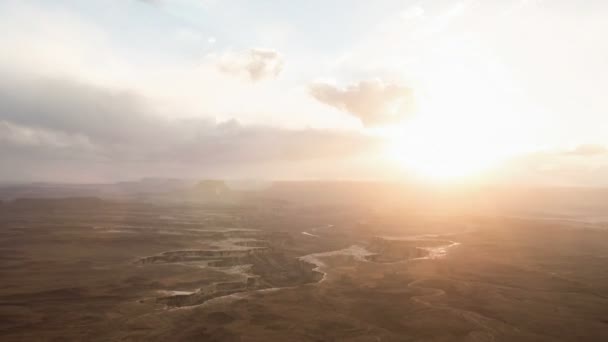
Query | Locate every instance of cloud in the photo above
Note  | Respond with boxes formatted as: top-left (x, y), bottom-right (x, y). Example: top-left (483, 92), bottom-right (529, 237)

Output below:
top-left (0, 120), bottom-right (100, 163)
top-left (561, 144), bottom-right (608, 156)
top-left (308, 79), bottom-right (412, 126)
top-left (166, 121), bottom-right (378, 164)
top-left (216, 48), bottom-right (284, 82)
top-left (0, 75), bottom-right (163, 145)
top-left (0, 120), bottom-right (93, 150)
top-left (0, 1), bottom-right (353, 132)
top-left (0, 73), bottom-right (380, 181)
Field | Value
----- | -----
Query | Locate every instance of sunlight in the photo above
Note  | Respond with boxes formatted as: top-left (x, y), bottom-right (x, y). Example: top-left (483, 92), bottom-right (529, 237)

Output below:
top-left (378, 51), bottom-right (536, 182)
top-left (381, 110), bottom-right (525, 182)
top-left (385, 133), bottom-right (503, 181)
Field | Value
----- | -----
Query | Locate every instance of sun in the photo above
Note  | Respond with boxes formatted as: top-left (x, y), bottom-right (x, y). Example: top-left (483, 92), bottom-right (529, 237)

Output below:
top-left (386, 136), bottom-right (501, 181)
top-left (381, 117), bottom-right (521, 182)
top-left (373, 49), bottom-right (540, 182)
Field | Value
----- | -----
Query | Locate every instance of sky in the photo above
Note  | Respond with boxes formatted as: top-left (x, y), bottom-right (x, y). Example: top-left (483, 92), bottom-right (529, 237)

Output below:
top-left (0, 0), bottom-right (607, 185)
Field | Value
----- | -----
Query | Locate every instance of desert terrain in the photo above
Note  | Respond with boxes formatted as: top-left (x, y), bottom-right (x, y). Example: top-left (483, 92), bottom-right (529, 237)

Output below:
top-left (1, 182), bottom-right (608, 341)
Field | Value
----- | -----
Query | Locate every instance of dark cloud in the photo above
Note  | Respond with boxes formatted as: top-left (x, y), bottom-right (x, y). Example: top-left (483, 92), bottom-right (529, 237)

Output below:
top-left (309, 79), bottom-right (412, 126)
top-left (217, 48), bottom-right (284, 81)
top-left (0, 73), bottom-right (380, 181)
top-left (0, 76), bottom-right (162, 144)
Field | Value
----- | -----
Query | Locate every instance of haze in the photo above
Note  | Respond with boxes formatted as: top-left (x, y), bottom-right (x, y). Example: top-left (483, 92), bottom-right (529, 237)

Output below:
top-left (1, 0), bottom-right (607, 185)
top-left (2, 2), bottom-right (608, 342)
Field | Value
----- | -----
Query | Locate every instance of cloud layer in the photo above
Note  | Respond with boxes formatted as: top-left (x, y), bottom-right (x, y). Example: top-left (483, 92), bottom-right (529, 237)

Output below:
top-left (0, 72), bottom-right (380, 181)
top-left (309, 79), bottom-right (412, 126)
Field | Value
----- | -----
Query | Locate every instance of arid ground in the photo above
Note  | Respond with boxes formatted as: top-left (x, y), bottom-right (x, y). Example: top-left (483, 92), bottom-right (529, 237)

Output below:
top-left (1, 185), bottom-right (608, 341)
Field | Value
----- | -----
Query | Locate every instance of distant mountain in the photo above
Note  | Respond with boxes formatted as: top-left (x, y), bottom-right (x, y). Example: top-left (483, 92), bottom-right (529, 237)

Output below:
top-left (152, 180), bottom-right (240, 204)
top-left (0, 178), bottom-right (196, 201)
top-left (3, 180), bottom-right (608, 221)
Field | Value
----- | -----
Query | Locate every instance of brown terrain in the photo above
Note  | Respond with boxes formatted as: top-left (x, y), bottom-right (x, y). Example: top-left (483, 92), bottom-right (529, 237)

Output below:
top-left (1, 183), bottom-right (608, 341)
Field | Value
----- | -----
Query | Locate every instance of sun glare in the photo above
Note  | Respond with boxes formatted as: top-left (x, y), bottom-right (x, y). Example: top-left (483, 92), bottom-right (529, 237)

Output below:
top-left (375, 55), bottom-right (539, 183)
top-left (381, 115), bottom-right (523, 182)
top-left (386, 136), bottom-right (501, 181)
